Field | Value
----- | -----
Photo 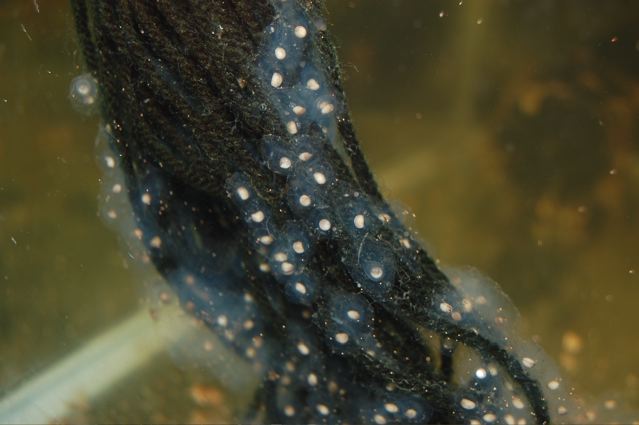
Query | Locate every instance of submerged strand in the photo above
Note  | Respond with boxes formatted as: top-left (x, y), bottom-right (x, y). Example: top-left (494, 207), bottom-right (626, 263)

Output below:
top-left (69, 0), bottom-right (578, 423)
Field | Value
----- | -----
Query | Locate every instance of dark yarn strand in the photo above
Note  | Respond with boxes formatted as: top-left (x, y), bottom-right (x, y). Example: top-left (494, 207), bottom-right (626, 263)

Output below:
top-left (71, 1), bottom-right (557, 424)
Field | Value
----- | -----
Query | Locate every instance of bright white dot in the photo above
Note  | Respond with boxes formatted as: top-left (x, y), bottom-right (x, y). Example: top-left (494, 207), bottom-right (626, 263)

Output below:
top-left (286, 121), bottom-right (298, 134)
top-left (294, 25), bottom-right (308, 38)
top-left (105, 156), bottom-right (115, 168)
top-left (475, 368), bottom-right (487, 379)
top-left (299, 194), bottom-right (311, 206)
top-left (512, 397), bottom-right (525, 410)
top-left (106, 209), bottom-right (117, 219)
top-left (460, 398), bottom-right (476, 410)
top-left (297, 341), bottom-right (310, 355)
top-left (281, 262), bottom-right (294, 274)
top-left (217, 315), bottom-right (228, 327)
top-left (149, 236), bottom-right (162, 248)
top-left (294, 282), bottom-right (307, 295)
top-left (319, 218), bottom-right (331, 231)
top-left (275, 47), bottom-right (287, 60)
top-left (353, 214), bottom-right (365, 229)
top-left (318, 100), bottom-right (334, 114)
top-left (141, 193), bottom-right (152, 205)
top-left (251, 210), bottom-right (265, 223)
top-left (335, 332), bottom-right (349, 344)
top-left (384, 403), bottom-right (399, 414)
top-left (522, 357), bottom-right (536, 368)
top-left (298, 151), bottom-right (312, 161)
top-left (400, 238), bottom-right (411, 248)
top-left (293, 105), bottom-right (306, 115)
top-left (307, 373), bottom-right (318, 386)
top-left (112, 183), bottom-right (122, 193)
top-left (547, 380), bottom-right (560, 390)
top-left (306, 78), bottom-right (320, 90)
top-left (316, 404), bottom-right (329, 416)
top-left (284, 405), bottom-right (295, 417)
top-left (236, 186), bottom-right (250, 200)
top-left (271, 72), bottom-right (283, 87)
top-left (439, 302), bottom-right (453, 314)
top-left (405, 409), bottom-right (417, 419)
top-left (369, 265), bottom-right (384, 280)
top-left (483, 413), bottom-right (497, 423)
top-left (347, 309), bottom-right (360, 320)
top-left (504, 414), bottom-right (515, 425)
top-left (374, 414), bottom-right (387, 425)
top-left (274, 252), bottom-right (287, 262)
top-left (313, 172), bottom-right (326, 184)
top-left (279, 156), bottom-right (292, 169)
top-left (292, 241), bottom-right (305, 254)
top-left (258, 235), bottom-right (273, 245)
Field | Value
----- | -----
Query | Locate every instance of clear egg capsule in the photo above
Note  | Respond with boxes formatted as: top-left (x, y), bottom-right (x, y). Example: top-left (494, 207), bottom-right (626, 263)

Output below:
top-left (344, 238), bottom-right (396, 299)
top-left (286, 166), bottom-right (329, 216)
top-left (284, 272), bottom-right (318, 306)
top-left (334, 192), bottom-right (380, 238)
top-left (261, 134), bottom-right (297, 175)
top-left (268, 223), bottom-right (313, 278)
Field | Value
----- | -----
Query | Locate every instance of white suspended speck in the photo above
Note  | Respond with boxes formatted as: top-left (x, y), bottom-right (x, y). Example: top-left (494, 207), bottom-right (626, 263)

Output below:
top-left (405, 409), bottom-right (417, 419)
top-left (353, 214), bottom-right (365, 229)
top-left (141, 193), bottom-right (151, 205)
top-left (547, 380), bottom-right (560, 390)
top-left (293, 105), bottom-right (306, 115)
top-left (294, 282), bottom-right (307, 295)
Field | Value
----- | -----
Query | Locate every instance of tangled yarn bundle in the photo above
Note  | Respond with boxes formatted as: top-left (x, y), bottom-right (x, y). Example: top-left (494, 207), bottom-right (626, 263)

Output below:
top-left (70, 0), bottom-right (580, 423)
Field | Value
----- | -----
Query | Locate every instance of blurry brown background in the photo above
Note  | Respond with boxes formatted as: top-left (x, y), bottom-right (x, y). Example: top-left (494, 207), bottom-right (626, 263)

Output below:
top-left (1, 0), bottom-right (638, 422)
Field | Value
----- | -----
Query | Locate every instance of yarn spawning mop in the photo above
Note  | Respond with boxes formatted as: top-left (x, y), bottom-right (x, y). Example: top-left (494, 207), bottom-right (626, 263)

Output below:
top-left (69, 1), bottom-right (582, 423)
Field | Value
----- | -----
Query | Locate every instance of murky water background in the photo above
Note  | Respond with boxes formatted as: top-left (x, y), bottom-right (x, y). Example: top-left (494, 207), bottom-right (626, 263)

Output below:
top-left (1, 0), bottom-right (638, 422)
